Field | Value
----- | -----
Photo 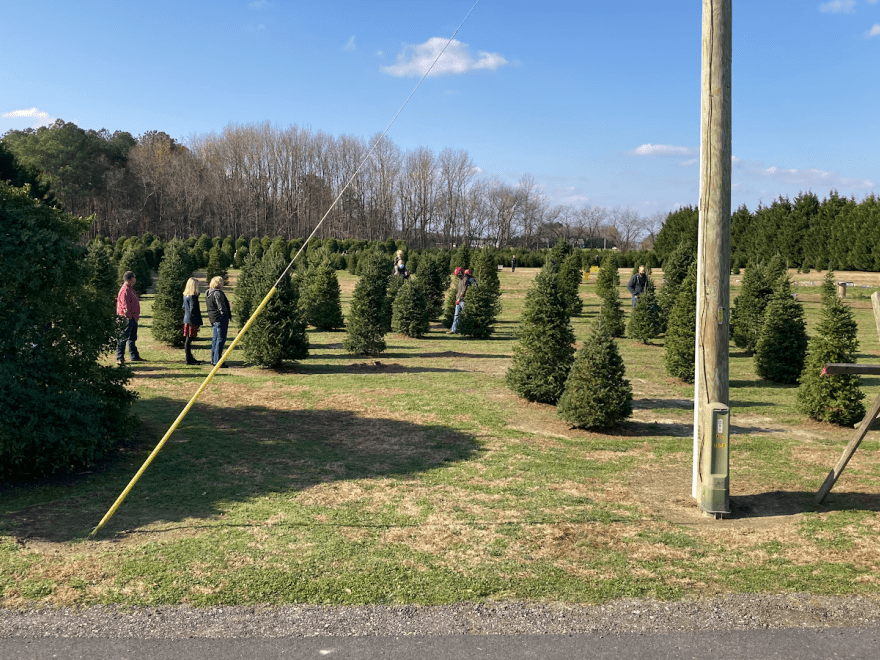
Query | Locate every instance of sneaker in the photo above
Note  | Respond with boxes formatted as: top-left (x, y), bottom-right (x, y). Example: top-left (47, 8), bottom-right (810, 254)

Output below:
top-left (130, 356), bottom-right (146, 362)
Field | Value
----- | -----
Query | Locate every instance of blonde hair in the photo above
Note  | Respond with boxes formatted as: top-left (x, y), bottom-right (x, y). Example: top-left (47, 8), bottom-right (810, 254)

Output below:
top-left (209, 276), bottom-right (224, 289)
top-left (183, 277), bottom-right (200, 296)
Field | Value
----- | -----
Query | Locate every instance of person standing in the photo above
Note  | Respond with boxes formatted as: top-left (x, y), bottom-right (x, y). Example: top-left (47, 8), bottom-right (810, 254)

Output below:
top-left (182, 277), bottom-right (203, 365)
top-left (448, 267), bottom-right (477, 334)
top-left (116, 271), bottom-right (143, 364)
top-left (511, 254), bottom-right (517, 272)
top-left (626, 265), bottom-right (649, 308)
top-left (205, 276), bottom-right (232, 367)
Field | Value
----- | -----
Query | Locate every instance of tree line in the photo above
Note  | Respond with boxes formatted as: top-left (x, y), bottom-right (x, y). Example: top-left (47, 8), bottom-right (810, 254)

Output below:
top-left (654, 192), bottom-right (880, 272)
top-left (1, 119), bottom-right (659, 251)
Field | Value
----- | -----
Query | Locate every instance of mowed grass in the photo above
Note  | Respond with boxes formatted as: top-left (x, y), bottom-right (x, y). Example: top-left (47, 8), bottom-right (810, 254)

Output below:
top-left (2, 267), bottom-right (880, 607)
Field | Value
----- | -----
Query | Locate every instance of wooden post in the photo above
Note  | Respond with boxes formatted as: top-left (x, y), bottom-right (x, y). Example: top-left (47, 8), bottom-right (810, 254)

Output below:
top-left (694, 0), bottom-right (732, 513)
top-left (837, 282), bottom-right (847, 298)
top-left (871, 292), bottom-right (880, 345)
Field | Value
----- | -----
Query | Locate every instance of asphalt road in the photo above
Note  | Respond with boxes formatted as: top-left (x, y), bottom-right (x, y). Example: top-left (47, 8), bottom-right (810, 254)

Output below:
top-left (3, 628), bottom-right (879, 660)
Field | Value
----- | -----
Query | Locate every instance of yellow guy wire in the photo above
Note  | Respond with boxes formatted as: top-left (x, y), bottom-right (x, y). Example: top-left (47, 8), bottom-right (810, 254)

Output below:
top-left (90, 0), bottom-right (480, 538)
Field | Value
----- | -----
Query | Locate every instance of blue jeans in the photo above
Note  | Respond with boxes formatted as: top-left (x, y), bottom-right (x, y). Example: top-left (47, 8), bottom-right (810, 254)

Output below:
top-left (450, 301), bottom-right (465, 333)
top-left (631, 295), bottom-right (639, 308)
top-left (211, 318), bottom-right (229, 365)
top-left (116, 318), bottom-right (139, 361)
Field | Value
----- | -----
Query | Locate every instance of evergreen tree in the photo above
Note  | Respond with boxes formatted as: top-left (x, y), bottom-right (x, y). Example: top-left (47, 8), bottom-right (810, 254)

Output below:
top-left (627, 279), bottom-right (662, 344)
top-left (151, 240), bottom-right (193, 347)
top-left (664, 262), bottom-right (698, 383)
top-left (558, 252), bottom-right (584, 316)
top-left (415, 251), bottom-right (451, 319)
top-left (233, 244), bottom-right (249, 268)
top-left (754, 276), bottom-right (808, 384)
top-left (382, 273), bottom-right (406, 332)
top-left (117, 246), bottom-right (151, 295)
top-left (549, 237), bottom-right (573, 265)
top-left (240, 244), bottom-right (308, 368)
top-left (451, 243), bottom-right (471, 272)
top-left (391, 279), bottom-right (431, 338)
top-left (343, 252), bottom-right (388, 355)
top-left (234, 251), bottom-right (260, 328)
top-left (85, 240), bottom-right (118, 305)
top-left (730, 263), bottom-right (773, 352)
top-left (657, 241), bottom-right (695, 333)
top-left (0, 181), bottom-right (136, 478)
top-left (458, 249), bottom-right (503, 338)
top-left (765, 253), bottom-right (787, 283)
top-left (300, 260), bottom-right (344, 330)
top-left (505, 263), bottom-right (576, 404)
top-left (441, 286), bottom-right (457, 329)
top-left (558, 320), bottom-right (633, 429)
top-left (205, 245), bottom-right (227, 283)
top-left (599, 285), bottom-right (626, 338)
top-left (821, 270), bottom-right (837, 302)
top-left (797, 292), bottom-right (865, 426)
top-left (594, 253), bottom-right (619, 300)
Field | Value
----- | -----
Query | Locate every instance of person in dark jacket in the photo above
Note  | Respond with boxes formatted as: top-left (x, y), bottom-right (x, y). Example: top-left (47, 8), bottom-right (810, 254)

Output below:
top-left (182, 277), bottom-right (203, 365)
top-left (626, 265), bottom-right (648, 308)
top-left (511, 254), bottom-right (517, 272)
top-left (205, 276), bottom-right (232, 367)
top-left (448, 267), bottom-right (478, 334)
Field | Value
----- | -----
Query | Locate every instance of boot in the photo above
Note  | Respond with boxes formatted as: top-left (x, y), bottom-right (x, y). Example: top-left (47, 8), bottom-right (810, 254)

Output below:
top-left (184, 338), bottom-right (201, 365)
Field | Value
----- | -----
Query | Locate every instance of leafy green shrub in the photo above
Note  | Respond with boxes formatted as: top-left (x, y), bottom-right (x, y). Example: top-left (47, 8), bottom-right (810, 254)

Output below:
top-left (0, 182), bottom-right (136, 479)
top-left (558, 320), bottom-right (633, 429)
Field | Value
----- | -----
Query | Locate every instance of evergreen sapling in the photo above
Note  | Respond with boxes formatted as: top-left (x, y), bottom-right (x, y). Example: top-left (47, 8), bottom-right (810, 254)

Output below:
top-left (754, 276), bottom-right (808, 384)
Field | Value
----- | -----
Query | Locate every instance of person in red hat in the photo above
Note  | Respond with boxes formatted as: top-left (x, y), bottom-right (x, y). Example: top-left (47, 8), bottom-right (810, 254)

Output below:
top-left (448, 267), bottom-right (478, 334)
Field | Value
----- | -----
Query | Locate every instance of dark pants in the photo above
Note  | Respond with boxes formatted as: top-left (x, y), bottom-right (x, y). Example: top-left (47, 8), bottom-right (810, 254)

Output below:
top-left (116, 318), bottom-right (139, 361)
top-left (211, 318), bottom-right (229, 365)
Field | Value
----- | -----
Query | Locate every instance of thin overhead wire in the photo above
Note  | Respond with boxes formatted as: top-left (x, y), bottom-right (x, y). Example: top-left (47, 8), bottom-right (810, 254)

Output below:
top-left (90, 1), bottom-right (481, 538)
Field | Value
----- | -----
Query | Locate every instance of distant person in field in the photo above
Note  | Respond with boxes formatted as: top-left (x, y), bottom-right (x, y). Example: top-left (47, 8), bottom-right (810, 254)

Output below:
top-left (393, 249), bottom-right (404, 269)
top-left (116, 270), bottom-right (143, 364)
top-left (393, 260), bottom-right (409, 278)
top-left (627, 265), bottom-right (649, 308)
top-left (182, 277), bottom-right (203, 365)
top-left (511, 254), bottom-right (517, 272)
top-left (205, 276), bottom-right (232, 368)
top-left (448, 267), bottom-right (478, 334)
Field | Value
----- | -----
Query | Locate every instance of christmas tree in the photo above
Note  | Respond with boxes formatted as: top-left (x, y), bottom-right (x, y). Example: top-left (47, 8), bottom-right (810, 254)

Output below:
top-left (754, 276), bottom-right (808, 384)
top-left (558, 319), bottom-right (633, 429)
top-left (505, 263), bottom-right (576, 404)
top-left (300, 260), bottom-right (344, 330)
top-left (730, 263), bottom-right (773, 353)
top-left (151, 240), bottom-right (194, 347)
top-left (343, 252), bottom-right (388, 355)
top-left (664, 262), bottom-right (698, 383)
top-left (627, 278), bottom-right (662, 344)
top-left (558, 252), bottom-right (584, 316)
top-left (391, 279), bottom-right (431, 338)
top-left (458, 249), bottom-right (503, 338)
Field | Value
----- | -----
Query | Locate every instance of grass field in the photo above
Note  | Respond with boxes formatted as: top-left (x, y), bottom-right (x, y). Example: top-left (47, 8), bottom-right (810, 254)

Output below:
top-left (2, 267), bottom-right (880, 608)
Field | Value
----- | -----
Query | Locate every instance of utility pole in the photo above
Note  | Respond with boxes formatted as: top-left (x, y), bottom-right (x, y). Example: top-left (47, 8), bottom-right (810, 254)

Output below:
top-left (693, 0), bottom-right (732, 517)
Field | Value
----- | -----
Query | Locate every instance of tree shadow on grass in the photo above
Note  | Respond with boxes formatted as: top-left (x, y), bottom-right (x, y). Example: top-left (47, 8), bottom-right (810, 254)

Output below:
top-left (732, 490), bottom-right (880, 517)
top-left (0, 399), bottom-right (481, 543)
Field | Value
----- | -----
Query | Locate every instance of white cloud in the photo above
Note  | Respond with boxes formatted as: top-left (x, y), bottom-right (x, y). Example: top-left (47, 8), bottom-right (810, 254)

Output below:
top-left (382, 38), bottom-right (507, 77)
top-left (820, 0), bottom-right (856, 13)
top-left (628, 143), bottom-right (694, 157)
top-left (761, 165), bottom-right (873, 189)
top-left (867, 24), bottom-right (880, 37)
top-left (678, 158), bottom-right (698, 167)
top-left (344, 36), bottom-right (356, 51)
top-left (2, 107), bottom-right (55, 127)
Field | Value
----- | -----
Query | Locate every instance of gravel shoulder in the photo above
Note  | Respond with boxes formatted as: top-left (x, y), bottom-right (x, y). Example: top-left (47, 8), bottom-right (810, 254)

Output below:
top-left (3, 595), bottom-right (880, 639)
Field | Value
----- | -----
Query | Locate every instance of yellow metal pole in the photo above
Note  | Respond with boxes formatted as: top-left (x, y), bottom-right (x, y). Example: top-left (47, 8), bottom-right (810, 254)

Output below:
top-left (89, 286), bottom-right (278, 538)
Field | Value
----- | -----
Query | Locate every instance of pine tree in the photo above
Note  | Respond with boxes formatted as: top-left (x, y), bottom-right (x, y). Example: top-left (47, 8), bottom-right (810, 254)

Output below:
top-left (85, 240), bottom-right (118, 305)
top-left (391, 279), bottom-right (431, 338)
top-left (820, 270), bottom-right (837, 302)
top-left (664, 262), bottom-right (698, 383)
top-left (343, 252), bottom-right (388, 355)
top-left (594, 254), bottom-right (619, 300)
top-left (151, 240), bottom-right (193, 347)
top-left (657, 241), bottom-right (695, 333)
top-left (559, 252), bottom-right (584, 316)
top-left (441, 286), bottom-right (457, 329)
top-left (797, 292), bottom-right (865, 426)
top-left (458, 249), bottom-right (503, 338)
top-left (730, 263), bottom-right (773, 353)
top-left (451, 243), bottom-right (471, 272)
top-left (117, 246), bottom-right (151, 295)
top-left (505, 263), bottom-right (576, 404)
top-left (558, 320), bottom-right (633, 429)
top-left (416, 251), bottom-right (451, 319)
top-left (754, 276), bottom-right (808, 384)
top-left (599, 286), bottom-right (626, 338)
top-left (300, 260), bottom-right (344, 330)
top-left (234, 251), bottom-right (260, 328)
top-left (765, 253), bottom-right (787, 283)
top-left (240, 244), bottom-right (308, 368)
top-left (627, 279), bottom-right (662, 344)
top-left (382, 273), bottom-right (406, 332)
top-left (206, 245), bottom-right (228, 283)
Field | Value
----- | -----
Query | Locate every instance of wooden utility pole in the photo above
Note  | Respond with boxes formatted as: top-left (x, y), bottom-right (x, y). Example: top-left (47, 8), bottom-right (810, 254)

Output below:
top-left (693, 0), bottom-right (732, 513)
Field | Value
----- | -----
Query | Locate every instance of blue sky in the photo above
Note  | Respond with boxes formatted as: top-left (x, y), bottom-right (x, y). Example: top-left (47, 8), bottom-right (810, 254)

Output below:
top-left (1, 0), bottom-right (878, 216)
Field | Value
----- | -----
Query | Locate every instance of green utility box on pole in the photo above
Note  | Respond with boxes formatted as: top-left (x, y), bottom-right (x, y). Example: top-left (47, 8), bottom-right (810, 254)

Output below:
top-left (700, 402), bottom-right (730, 518)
